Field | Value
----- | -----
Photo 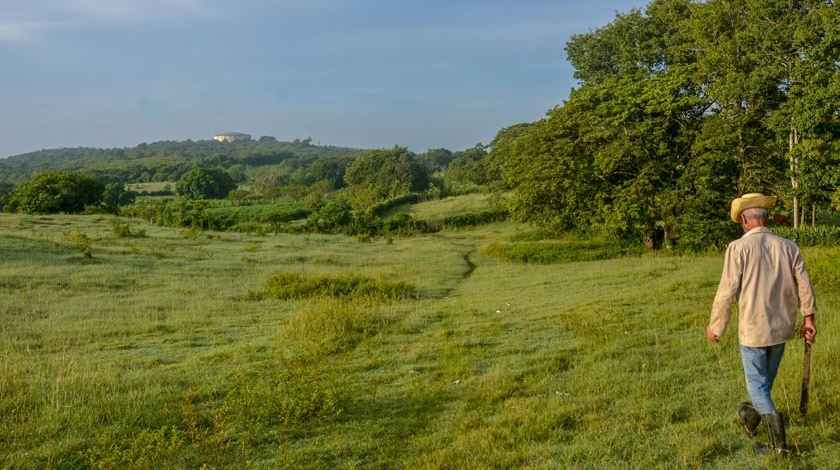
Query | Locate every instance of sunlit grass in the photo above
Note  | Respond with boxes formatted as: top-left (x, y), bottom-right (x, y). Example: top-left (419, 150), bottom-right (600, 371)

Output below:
top-left (385, 193), bottom-right (507, 221)
top-left (1, 213), bottom-right (838, 469)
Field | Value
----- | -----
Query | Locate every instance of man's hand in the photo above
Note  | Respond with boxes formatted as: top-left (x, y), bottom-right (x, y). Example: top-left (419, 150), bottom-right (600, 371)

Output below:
top-left (800, 315), bottom-right (817, 344)
top-left (706, 326), bottom-right (719, 343)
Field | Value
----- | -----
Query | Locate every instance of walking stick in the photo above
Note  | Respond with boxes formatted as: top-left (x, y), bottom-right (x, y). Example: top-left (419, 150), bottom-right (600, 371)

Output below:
top-left (796, 341), bottom-right (812, 424)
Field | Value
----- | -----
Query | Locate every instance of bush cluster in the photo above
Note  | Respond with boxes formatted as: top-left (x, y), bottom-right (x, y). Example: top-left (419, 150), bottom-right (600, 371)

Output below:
top-left (439, 210), bottom-right (508, 228)
top-left (62, 230), bottom-right (93, 258)
top-left (282, 298), bottom-right (389, 355)
top-left (121, 198), bottom-right (308, 230)
top-left (112, 222), bottom-right (147, 238)
top-left (5, 171), bottom-right (103, 214)
top-left (485, 240), bottom-right (641, 264)
top-left (262, 272), bottom-right (417, 301)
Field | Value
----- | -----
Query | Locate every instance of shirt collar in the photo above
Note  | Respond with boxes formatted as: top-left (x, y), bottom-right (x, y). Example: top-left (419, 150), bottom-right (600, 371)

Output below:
top-left (741, 226), bottom-right (771, 238)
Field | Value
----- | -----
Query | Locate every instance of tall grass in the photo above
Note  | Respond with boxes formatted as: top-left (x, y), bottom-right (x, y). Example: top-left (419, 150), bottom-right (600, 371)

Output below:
top-left (262, 272), bottom-right (417, 300)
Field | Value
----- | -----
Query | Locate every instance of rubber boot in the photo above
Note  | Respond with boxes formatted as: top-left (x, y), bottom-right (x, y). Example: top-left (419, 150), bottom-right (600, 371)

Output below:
top-left (738, 401), bottom-right (761, 437)
top-left (753, 413), bottom-right (789, 455)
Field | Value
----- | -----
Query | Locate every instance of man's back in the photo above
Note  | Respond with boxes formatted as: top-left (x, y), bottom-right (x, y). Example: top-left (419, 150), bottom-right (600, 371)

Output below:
top-left (709, 226), bottom-right (816, 347)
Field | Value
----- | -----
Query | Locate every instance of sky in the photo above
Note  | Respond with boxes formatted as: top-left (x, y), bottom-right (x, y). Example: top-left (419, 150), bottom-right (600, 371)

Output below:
top-left (0, 0), bottom-right (648, 158)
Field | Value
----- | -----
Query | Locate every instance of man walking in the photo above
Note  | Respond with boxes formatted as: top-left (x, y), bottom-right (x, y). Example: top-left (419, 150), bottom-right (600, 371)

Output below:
top-left (706, 193), bottom-right (817, 454)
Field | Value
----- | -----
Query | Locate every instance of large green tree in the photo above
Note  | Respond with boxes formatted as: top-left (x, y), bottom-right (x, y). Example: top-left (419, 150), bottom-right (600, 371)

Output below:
top-left (344, 147), bottom-right (429, 210)
top-left (501, 0), bottom-right (839, 248)
top-left (4, 171), bottom-right (104, 214)
top-left (176, 167), bottom-right (237, 199)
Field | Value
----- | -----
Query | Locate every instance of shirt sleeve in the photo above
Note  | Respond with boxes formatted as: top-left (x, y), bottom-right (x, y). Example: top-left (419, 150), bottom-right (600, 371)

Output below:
top-left (792, 246), bottom-right (817, 316)
top-left (709, 243), bottom-right (742, 337)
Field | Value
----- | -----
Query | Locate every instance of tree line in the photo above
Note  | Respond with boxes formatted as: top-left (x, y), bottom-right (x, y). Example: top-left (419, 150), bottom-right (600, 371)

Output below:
top-left (490, 0), bottom-right (839, 249)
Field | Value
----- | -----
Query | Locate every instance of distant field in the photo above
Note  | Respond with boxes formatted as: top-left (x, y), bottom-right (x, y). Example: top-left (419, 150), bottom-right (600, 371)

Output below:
top-left (1, 213), bottom-right (838, 469)
top-left (385, 193), bottom-right (507, 221)
top-left (126, 181), bottom-right (175, 192)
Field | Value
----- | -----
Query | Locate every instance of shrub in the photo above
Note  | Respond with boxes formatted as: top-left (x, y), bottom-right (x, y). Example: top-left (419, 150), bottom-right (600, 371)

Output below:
top-left (62, 230), bottom-right (93, 258)
top-left (102, 183), bottom-right (137, 213)
top-left (485, 240), bottom-right (641, 264)
top-left (262, 272), bottom-right (417, 301)
top-left (121, 198), bottom-right (308, 231)
top-left (508, 228), bottom-right (557, 242)
top-left (309, 200), bottom-right (351, 231)
top-left (112, 221), bottom-right (147, 238)
top-left (439, 209), bottom-right (508, 228)
top-left (282, 298), bottom-right (387, 354)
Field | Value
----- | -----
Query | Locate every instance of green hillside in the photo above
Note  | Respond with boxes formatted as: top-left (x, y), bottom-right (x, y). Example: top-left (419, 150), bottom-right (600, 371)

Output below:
top-left (0, 139), bottom-right (366, 184)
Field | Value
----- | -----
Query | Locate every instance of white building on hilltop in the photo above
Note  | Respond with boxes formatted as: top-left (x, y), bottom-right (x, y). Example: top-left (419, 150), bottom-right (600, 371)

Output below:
top-left (213, 132), bottom-right (251, 142)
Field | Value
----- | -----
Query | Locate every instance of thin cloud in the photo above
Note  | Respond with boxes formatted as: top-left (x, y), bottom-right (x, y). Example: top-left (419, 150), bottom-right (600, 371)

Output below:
top-left (0, 19), bottom-right (48, 43)
top-left (0, 0), bottom-right (209, 43)
top-left (67, 0), bottom-right (207, 20)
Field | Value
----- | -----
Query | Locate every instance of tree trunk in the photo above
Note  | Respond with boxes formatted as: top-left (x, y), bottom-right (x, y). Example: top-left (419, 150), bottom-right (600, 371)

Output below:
top-left (812, 203), bottom-right (816, 227)
top-left (801, 203), bottom-right (806, 230)
top-left (789, 127), bottom-right (800, 228)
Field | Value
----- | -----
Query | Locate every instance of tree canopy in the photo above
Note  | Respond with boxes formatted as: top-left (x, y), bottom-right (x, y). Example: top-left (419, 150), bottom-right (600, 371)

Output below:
top-left (496, 0), bottom-right (839, 249)
top-left (4, 171), bottom-right (104, 214)
top-left (344, 147), bottom-right (430, 211)
top-left (176, 167), bottom-right (237, 200)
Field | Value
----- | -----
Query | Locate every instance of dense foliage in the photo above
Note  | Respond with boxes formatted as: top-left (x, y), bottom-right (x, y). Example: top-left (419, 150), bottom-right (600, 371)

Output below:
top-left (344, 147), bottom-right (430, 210)
top-left (495, 0), bottom-right (839, 249)
top-left (0, 182), bottom-right (14, 209)
top-left (4, 171), bottom-right (104, 214)
top-left (121, 197), bottom-right (308, 231)
top-left (102, 183), bottom-right (137, 214)
top-left (176, 167), bottom-right (236, 199)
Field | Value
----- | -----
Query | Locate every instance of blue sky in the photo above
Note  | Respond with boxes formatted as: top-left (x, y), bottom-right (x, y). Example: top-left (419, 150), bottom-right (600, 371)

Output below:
top-left (0, 0), bottom-right (647, 158)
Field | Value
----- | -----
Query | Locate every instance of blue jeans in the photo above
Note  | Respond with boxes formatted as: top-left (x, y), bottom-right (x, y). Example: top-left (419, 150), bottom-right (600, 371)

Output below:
top-left (740, 343), bottom-right (786, 415)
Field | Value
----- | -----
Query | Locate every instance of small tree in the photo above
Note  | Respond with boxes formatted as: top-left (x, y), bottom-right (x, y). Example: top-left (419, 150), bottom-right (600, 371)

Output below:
top-left (102, 183), bottom-right (137, 214)
top-left (0, 182), bottom-right (14, 212)
top-left (4, 171), bottom-right (104, 214)
top-left (311, 200), bottom-right (351, 231)
top-left (176, 167), bottom-right (236, 199)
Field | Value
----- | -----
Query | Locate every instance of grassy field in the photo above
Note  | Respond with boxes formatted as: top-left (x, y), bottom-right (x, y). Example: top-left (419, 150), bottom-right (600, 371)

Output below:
top-left (1, 214), bottom-right (839, 469)
top-left (384, 193), bottom-right (506, 221)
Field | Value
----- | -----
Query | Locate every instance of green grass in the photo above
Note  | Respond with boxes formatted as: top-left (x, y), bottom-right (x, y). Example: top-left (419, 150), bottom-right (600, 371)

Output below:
top-left (261, 272), bottom-right (417, 300)
top-left (1, 214), bottom-right (839, 469)
top-left (385, 193), bottom-right (506, 221)
top-left (486, 239), bottom-right (643, 263)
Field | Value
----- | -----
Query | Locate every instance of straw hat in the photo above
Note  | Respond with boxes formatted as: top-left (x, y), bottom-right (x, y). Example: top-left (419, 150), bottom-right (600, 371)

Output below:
top-left (730, 193), bottom-right (777, 223)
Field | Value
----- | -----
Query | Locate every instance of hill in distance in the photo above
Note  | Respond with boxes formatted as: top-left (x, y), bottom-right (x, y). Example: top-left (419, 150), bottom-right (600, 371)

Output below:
top-left (0, 137), bottom-right (367, 184)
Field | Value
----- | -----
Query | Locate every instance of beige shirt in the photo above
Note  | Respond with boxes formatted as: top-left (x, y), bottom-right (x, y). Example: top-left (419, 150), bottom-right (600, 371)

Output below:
top-left (709, 226), bottom-right (816, 347)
